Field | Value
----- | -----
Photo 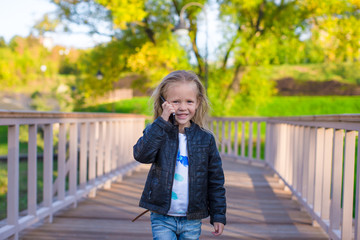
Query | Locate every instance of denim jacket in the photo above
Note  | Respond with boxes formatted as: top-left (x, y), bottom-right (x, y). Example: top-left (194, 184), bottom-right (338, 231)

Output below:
top-left (133, 117), bottom-right (226, 225)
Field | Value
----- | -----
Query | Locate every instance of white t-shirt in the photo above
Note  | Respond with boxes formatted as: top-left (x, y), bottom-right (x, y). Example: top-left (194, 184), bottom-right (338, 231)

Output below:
top-left (167, 133), bottom-right (189, 216)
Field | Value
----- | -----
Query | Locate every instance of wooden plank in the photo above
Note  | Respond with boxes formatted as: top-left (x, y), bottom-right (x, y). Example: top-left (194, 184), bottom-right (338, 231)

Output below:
top-left (20, 160), bottom-right (328, 240)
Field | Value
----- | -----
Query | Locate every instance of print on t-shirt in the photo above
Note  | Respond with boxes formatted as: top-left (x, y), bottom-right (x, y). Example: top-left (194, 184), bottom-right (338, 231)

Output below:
top-left (168, 133), bottom-right (189, 216)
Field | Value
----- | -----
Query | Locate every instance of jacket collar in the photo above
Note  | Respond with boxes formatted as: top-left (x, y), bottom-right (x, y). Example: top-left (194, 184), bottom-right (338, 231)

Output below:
top-left (184, 120), bottom-right (198, 134)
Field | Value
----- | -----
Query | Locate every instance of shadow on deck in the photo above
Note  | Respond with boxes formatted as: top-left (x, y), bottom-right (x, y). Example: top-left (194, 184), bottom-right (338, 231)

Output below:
top-left (19, 159), bottom-right (328, 240)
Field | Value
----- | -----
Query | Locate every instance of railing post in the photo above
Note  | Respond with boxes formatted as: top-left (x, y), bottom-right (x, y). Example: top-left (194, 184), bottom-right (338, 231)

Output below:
top-left (104, 121), bottom-right (112, 189)
top-left (307, 127), bottom-right (316, 208)
top-left (297, 126), bottom-right (305, 196)
top-left (112, 121), bottom-right (119, 170)
top-left (80, 122), bottom-right (88, 189)
top-left (119, 120), bottom-right (125, 167)
top-left (287, 125), bottom-right (294, 186)
top-left (241, 122), bottom-right (245, 159)
top-left (227, 121), bottom-right (232, 155)
top-left (43, 124), bottom-right (53, 222)
top-left (301, 127), bottom-right (310, 202)
top-left (321, 128), bottom-right (333, 221)
top-left (28, 124), bottom-right (37, 216)
top-left (313, 128), bottom-right (325, 216)
top-left (69, 123), bottom-right (78, 206)
top-left (278, 124), bottom-right (288, 179)
top-left (234, 121), bottom-right (238, 157)
top-left (272, 123), bottom-right (279, 171)
top-left (256, 122), bottom-right (261, 161)
top-left (248, 121), bottom-right (253, 162)
top-left (341, 130), bottom-right (356, 240)
top-left (88, 122), bottom-right (97, 197)
top-left (216, 120), bottom-right (220, 150)
top-left (57, 123), bottom-right (66, 201)
top-left (221, 120), bottom-right (225, 154)
top-left (97, 121), bottom-right (104, 177)
top-left (355, 130), bottom-right (360, 240)
top-left (330, 129), bottom-right (344, 232)
top-left (7, 124), bottom-right (19, 239)
top-left (292, 125), bottom-right (299, 192)
top-left (264, 122), bottom-right (270, 165)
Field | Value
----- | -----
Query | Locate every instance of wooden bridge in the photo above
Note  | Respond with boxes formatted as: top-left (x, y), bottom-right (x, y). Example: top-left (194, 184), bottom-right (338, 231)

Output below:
top-left (0, 111), bottom-right (359, 239)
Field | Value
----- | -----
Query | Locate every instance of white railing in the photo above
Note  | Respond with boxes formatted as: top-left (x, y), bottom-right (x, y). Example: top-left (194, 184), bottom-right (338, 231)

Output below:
top-left (210, 117), bottom-right (268, 165)
top-left (210, 115), bottom-right (360, 240)
top-left (0, 110), bottom-right (145, 240)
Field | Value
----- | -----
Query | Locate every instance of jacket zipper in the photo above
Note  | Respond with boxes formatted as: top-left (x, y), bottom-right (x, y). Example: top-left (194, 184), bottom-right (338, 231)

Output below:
top-left (167, 129), bottom-right (179, 212)
top-left (185, 128), bottom-right (191, 215)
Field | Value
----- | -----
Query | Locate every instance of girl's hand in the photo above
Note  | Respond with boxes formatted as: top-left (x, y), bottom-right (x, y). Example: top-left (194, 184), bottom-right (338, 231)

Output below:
top-left (160, 101), bottom-right (175, 122)
top-left (212, 222), bottom-right (224, 236)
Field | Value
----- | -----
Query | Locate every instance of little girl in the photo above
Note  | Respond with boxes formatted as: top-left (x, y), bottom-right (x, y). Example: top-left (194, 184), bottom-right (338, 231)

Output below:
top-left (133, 70), bottom-right (226, 239)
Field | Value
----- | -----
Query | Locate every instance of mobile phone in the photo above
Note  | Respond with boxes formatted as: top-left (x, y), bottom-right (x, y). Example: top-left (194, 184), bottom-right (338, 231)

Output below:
top-left (160, 95), bottom-right (175, 125)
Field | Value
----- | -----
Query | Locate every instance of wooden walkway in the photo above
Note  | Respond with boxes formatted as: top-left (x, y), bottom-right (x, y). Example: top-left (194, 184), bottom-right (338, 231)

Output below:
top-left (20, 159), bottom-right (328, 240)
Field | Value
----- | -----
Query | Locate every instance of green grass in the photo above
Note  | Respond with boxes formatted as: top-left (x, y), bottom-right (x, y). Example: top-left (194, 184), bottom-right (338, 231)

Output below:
top-left (0, 160), bottom-right (46, 220)
top-left (0, 126), bottom-right (7, 156)
top-left (261, 62), bottom-right (360, 84)
top-left (258, 96), bottom-right (360, 116)
top-left (77, 97), bottom-right (153, 116)
top-left (0, 126), bottom-right (45, 156)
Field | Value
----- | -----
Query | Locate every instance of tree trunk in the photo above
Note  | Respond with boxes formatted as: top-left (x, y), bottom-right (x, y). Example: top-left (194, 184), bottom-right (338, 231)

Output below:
top-left (223, 64), bottom-right (245, 102)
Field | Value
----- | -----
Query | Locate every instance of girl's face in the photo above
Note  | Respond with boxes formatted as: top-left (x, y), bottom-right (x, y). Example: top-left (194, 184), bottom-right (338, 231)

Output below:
top-left (165, 81), bottom-right (199, 131)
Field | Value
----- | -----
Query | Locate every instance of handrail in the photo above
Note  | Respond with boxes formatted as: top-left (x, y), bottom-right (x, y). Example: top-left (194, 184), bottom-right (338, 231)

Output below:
top-left (0, 111), bottom-right (146, 240)
top-left (210, 114), bottom-right (360, 240)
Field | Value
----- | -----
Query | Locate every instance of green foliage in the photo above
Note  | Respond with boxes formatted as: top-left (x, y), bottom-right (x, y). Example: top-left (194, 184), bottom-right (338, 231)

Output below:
top-left (127, 39), bottom-right (192, 87)
top-left (95, 0), bottom-right (147, 29)
top-left (208, 67), bottom-right (277, 116)
top-left (231, 68), bottom-right (277, 116)
top-left (217, 0), bottom-right (360, 69)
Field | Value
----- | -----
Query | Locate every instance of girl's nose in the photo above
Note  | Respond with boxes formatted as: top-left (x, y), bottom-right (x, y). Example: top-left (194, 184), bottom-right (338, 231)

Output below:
top-left (178, 102), bottom-right (186, 110)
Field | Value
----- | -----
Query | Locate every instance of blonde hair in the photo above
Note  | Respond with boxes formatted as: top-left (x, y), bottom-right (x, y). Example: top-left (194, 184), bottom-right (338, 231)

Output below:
top-left (151, 70), bottom-right (209, 129)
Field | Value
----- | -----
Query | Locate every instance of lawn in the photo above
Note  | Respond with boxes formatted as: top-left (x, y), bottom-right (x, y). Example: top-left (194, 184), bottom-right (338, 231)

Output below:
top-left (258, 96), bottom-right (360, 116)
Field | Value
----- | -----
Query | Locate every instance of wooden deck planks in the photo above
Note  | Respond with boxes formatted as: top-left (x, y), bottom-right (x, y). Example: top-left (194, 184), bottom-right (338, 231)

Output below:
top-left (20, 159), bottom-right (328, 240)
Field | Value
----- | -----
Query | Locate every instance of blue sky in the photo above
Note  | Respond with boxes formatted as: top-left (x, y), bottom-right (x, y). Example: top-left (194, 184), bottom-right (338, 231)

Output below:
top-left (0, 0), bottom-right (110, 48)
top-left (0, 0), bottom-right (222, 60)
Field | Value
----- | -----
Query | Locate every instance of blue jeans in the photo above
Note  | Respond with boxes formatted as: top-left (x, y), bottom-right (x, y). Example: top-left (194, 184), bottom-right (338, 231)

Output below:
top-left (150, 212), bottom-right (202, 240)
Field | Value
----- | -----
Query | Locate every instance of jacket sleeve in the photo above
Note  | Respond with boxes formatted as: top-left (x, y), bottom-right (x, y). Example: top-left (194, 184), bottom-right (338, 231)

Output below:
top-left (133, 117), bottom-right (173, 164)
top-left (207, 134), bottom-right (227, 225)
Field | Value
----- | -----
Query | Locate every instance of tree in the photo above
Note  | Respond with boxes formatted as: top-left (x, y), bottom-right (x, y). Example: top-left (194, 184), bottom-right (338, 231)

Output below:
top-left (37, 0), bottom-right (207, 89)
top-left (211, 0), bottom-right (360, 115)
top-left (37, 0), bottom-right (360, 114)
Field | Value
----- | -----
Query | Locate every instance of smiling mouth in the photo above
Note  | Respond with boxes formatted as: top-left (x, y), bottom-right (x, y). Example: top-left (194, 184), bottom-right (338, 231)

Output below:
top-left (176, 114), bottom-right (188, 119)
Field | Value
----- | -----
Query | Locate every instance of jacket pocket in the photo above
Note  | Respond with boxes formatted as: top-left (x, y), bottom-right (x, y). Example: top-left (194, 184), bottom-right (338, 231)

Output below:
top-left (148, 168), bottom-right (169, 205)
